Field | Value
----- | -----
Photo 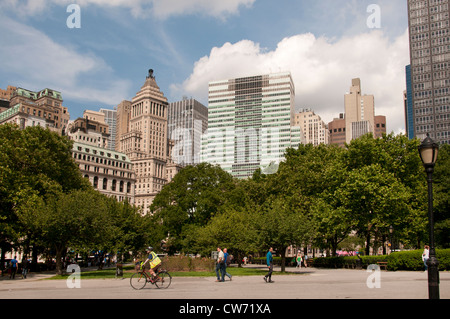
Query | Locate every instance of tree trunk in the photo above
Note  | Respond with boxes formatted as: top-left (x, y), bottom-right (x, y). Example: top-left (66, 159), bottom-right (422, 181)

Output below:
top-left (331, 234), bottom-right (338, 256)
top-left (365, 232), bottom-right (371, 256)
top-left (0, 246), bottom-right (5, 274)
top-left (279, 246), bottom-right (287, 272)
top-left (55, 246), bottom-right (66, 275)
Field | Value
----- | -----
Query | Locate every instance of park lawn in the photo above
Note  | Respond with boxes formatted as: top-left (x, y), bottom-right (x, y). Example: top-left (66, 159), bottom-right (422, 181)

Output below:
top-left (47, 265), bottom-right (301, 280)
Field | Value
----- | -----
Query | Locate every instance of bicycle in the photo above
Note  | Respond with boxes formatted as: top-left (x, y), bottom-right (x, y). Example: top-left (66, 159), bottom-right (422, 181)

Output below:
top-left (130, 265), bottom-right (172, 290)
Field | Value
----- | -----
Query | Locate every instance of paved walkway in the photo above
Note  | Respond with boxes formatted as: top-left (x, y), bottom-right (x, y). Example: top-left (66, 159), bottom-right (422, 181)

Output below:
top-left (1, 265), bottom-right (449, 300)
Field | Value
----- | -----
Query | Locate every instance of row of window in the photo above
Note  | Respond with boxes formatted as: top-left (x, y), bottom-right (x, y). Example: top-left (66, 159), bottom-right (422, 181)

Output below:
top-left (73, 152), bottom-right (131, 170)
top-left (88, 175), bottom-right (133, 193)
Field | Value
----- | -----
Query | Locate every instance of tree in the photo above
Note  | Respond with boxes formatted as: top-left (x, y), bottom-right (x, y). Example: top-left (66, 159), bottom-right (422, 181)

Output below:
top-left (0, 124), bottom-right (90, 269)
top-left (269, 143), bottom-right (350, 256)
top-left (433, 144), bottom-right (450, 248)
top-left (343, 133), bottom-right (428, 251)
top-left (254, 194), bottom-right (315, 271)
top-left (184, 208), bottom-right (259, 265)
top-left (17, 189), bottom-right (112, 274)
top-left (107, 197), bottom-right (162, 259)
top-left (335, 164), bottom-right (417, 255)
top-left (150, 163), bottom-right (236, 253)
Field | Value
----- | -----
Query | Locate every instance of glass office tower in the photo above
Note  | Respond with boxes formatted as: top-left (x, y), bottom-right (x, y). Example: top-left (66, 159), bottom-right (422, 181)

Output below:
top-left (407, 0), bottom-right (450, 144)
top-left (202, 72), bottom-right (300, 178)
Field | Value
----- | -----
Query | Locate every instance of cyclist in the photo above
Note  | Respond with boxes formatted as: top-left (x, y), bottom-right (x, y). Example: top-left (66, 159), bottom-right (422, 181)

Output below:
top-left (141, 247), bottom-right (161, 282)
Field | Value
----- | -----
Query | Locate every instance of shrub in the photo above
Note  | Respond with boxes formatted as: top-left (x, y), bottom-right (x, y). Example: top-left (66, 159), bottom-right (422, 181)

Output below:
top-left (387, 249), bottom-right (450, 271)
top-left (160, 255), bottom-right (215, 272)
top-left (312, 249), bottom-right (450, 271)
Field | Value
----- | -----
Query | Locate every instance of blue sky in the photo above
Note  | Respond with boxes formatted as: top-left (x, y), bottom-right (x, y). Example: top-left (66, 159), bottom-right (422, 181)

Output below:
top-left (0, 0), bottom-right (409, 134)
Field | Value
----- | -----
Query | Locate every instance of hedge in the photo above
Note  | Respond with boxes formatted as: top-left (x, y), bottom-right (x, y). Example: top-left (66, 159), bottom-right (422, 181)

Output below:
top-left (311, 249), bottom-right (450, 271)
top-left (386, 249), bottom-right (450, 271)
top-left (159, 255), bottom-right (215, 272)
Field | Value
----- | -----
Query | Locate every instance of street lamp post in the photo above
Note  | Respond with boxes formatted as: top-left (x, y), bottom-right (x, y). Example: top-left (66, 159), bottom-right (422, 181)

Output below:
top-left (418, 133), bottom-right (440, 300)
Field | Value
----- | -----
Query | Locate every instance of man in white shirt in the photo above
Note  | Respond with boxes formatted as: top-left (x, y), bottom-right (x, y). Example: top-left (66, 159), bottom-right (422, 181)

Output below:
top-left (215, 247), bottom-right (225, 282)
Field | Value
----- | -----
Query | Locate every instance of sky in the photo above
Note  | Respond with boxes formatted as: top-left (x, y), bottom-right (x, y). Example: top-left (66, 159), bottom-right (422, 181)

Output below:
top-left (0, 0), bottom-right (410, 135)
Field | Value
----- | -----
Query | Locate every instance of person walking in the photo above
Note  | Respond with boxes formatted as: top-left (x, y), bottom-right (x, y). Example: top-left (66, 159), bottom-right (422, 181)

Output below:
top-left (215, 247), bottom-right (225, 282)
top-left (296, 253), bottom-right (302, 269)
top-left (10, 256), bottom-right (18, 279)
top-left (223, 248), bottom-right (232, 281)
top-left (422, 245), bottom-right (430, 271)
top-left (263, 247), bottom-right (274, 283)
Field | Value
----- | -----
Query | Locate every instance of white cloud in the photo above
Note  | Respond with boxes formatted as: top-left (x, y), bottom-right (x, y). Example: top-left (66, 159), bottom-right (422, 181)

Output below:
top-left (0, 16), bottom-right (131, 106)
top-left (150, 0), bottom-right (255, 20)
top-left (0, 0), bottom-right (255, 19)
top-left (173, 29), bottom-right (410, 135)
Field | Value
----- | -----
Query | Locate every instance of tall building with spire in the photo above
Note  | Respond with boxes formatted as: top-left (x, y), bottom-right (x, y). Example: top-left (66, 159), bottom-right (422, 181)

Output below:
top-left (116, 69), bottom-right (182, 214)
top-left (407, 0), bottom-right (450, 144)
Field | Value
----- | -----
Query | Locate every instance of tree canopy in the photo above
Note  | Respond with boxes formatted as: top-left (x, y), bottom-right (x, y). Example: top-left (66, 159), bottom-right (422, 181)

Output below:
top-left (2, 124), bottom-right (447, 270)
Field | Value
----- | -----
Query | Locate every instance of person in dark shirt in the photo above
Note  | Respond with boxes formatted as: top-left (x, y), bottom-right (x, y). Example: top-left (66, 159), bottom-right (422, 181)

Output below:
top-left (263, 247), bottom-right (274, 283)
top-left (10, 256), bottom-right (18, 279)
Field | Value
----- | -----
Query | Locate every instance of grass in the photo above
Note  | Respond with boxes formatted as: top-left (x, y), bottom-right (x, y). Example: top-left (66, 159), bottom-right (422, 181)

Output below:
top-left (47, 264), bottom-right (302, 280)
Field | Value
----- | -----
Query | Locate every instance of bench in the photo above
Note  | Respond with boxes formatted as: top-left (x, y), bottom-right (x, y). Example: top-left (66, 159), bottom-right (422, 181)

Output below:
top-left (377, 261), bottom-right (388, 270)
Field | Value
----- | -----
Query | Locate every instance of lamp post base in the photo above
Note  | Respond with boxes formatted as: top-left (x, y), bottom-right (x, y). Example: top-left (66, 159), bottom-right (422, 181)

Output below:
top-left (427, 256), bottom-right (440, 299)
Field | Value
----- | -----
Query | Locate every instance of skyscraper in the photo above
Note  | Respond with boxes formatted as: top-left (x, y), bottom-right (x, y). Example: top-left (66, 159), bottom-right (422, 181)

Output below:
top-left (405, 64), bottom-right (415, 139)
top-left (344, 78), bottom-right (375, 144)
top-left (116, 69), bottom-right (182, 214)
top-left (407, 0), bottom-right (450, 144)
top-left (202, 72), bottom-right (300, 178)
top-left (328, 78), bottom-right (386, 147)
top-left (168, 97), bottom-right (208, 165)
top-left (100, 108), bottom-right (117, 151)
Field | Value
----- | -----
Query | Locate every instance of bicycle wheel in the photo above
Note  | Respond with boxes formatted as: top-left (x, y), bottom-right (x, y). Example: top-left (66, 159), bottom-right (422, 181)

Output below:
top-left (130, 272), bottom-right (147, 290)
top-left (155, 270), bottom-right (171, 289)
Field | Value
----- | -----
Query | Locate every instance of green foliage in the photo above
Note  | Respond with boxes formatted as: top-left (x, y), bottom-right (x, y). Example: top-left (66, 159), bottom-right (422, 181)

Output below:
top-left (2, 122), bottom-right (448, 273)
top-left (0, 124), bottom-right (157, 273)
top-left (434, 144), bottom-right (450, 248)
top-left (387, 249), bottom-right (450, 271)
top-left (312, 249), bottom-right (450, 271)
top-left (150, 162), bottom-right (236, 253)
top-left (158, 255), bottom-right (215, 272)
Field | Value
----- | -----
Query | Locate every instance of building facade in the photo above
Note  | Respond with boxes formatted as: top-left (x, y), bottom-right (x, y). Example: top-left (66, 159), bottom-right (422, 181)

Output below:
top-left (202, 72), bottom-right (301, 178)
top-left (407, 0), bottom-right (450, 144)
top-left (344, 78), bottom-right (375, 143)
top-left (404, 64), bottom-right (415, 139)
top-left (328, 78), bottom-right (386, 147)
top-left (66, 111), bottom-right (110, 149)
top-left (72, 142), bottom-right (135, 203)
top-left (168, 97), bottom-right (208, 165)
top-left (374, 115), bottom-right (387, 138)
top-left (0, 85), bottom-right (16, 113)
top-left (116, 69), bottom-right (182, 214)
top-left (294, 109), bottom-right (329, 145)
top-left (100, 108), bottom-right (117, 151)
top-left (0, 87), bottom-right (70, 135)
top-left (328, 113), bottom-right (346, 147)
